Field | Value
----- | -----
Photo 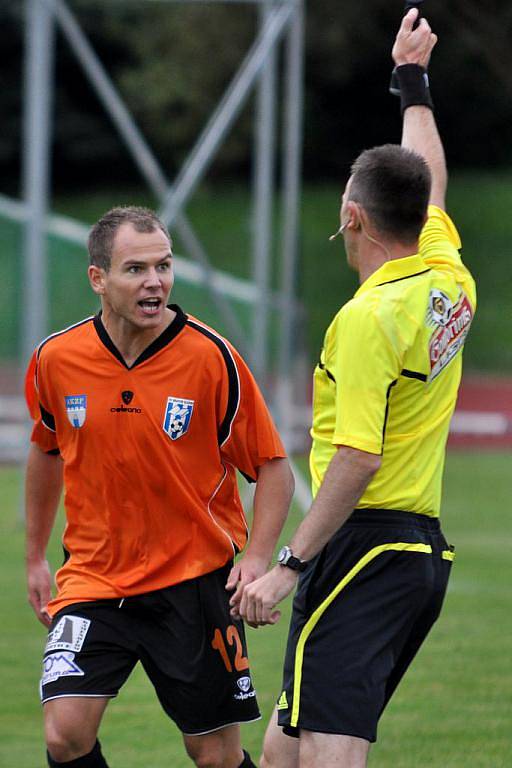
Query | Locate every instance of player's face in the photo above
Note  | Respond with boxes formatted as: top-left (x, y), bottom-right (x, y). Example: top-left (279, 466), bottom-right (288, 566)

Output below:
top-left (93, 223), bottom-right (174, 331)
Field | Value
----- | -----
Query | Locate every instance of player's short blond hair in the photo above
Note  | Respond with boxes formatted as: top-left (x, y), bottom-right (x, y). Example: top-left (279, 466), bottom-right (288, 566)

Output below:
top-left (88, 206), bottom-right (172, 271)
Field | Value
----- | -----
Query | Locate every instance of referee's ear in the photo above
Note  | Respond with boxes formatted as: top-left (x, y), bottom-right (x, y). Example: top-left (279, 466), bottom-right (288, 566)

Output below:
top-left (345, 200), bottom-right (360, 231)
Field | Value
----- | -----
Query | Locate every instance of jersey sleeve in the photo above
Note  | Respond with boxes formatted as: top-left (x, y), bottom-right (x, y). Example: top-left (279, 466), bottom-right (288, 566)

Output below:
top-left (24, 348), bottom-right (39, 420)
top-left (27, 348), bottom-right (60, 454)
top-left (420, 205), bottom-right (476, 308)
top-left (330, 299), bottom-right (403, 455)
top-left (220, 346), bottom-right (286, 481)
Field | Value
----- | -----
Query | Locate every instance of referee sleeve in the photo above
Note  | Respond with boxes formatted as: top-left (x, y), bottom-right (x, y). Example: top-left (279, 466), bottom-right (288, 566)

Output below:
top-left (420, 206), bottom-right (477, 311)
top-left (330, 299), bottom-right (403, 455)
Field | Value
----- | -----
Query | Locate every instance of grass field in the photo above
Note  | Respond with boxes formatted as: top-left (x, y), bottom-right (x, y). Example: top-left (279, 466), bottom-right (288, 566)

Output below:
top-left (1, 452), bottom-right (510, 767)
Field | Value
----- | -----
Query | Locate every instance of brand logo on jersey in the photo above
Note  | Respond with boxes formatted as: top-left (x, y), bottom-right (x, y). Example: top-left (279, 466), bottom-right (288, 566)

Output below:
top-left (234, 675), bottom-right (256, 701)
top-left (65, 395), bottom-right (87, 428)
top-left (427, 290), bottom-right (473, 381)
top-left (122, 390), bottom-right (134, 405)
top-left (45, 616), bottom-right (91, 653)
top-left (426, 289), bottom-right (453, 328)
top-left (163, 397), bottom-right (194, 440)
top-left (237, 676), bottom-right (252, 693)
top-left (41, 652), bottom-right (84, 686)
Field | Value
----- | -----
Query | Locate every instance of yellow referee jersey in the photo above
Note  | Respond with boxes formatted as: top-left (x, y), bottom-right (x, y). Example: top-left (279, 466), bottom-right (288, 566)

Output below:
top-left (310, 206), bottom-right (476, 517)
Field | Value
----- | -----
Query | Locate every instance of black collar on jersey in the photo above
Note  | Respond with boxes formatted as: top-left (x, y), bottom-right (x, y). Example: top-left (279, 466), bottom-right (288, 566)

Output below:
top-left (93, 304), bottom-right (187, 369)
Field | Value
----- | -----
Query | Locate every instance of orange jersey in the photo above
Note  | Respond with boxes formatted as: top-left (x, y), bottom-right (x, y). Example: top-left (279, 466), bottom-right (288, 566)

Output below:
top-left (29, 305), bottom-right (286, 615)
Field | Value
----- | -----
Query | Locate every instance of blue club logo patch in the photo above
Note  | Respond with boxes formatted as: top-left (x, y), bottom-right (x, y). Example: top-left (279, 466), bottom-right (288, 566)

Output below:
top-left (65, 395), bottom-right (87, 428)
top-left (163, 397), bottom-right (194, 440)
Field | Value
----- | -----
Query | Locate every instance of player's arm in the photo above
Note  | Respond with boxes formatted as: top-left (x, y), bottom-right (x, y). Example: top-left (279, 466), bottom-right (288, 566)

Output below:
top-left (238, 447), bottom-right (380, 626)
top-left (392, 8), bottom-right (447, 209)
top-left (227, 457), bottom-right (294, 616)
top-left (25, 443), bottom-right (63, 627)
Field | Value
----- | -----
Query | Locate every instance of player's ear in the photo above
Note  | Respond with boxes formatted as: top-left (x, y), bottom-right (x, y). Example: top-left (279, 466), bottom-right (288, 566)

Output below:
top-left (88, 264), bottom-right (106, 295)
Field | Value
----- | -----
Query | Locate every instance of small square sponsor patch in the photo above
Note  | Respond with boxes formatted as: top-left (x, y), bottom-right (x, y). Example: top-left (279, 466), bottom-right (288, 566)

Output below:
top-left (45, 615), bottom-right (91, 653)
top-left (41, 652), bottom-right (84, 686)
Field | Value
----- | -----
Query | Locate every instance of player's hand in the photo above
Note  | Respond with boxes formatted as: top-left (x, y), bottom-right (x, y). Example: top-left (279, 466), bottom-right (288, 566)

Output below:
top-left (392, 8), bottom-right (437, 69)
top-left (226, 553), bottom-right (269, 621)
top-left (27, 558), bottom-right (53, 627)
top-left (238, 565), bottom-right (298, 627)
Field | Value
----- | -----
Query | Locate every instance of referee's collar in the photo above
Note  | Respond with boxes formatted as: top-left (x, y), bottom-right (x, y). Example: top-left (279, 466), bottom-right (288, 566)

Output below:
top-left (355, 253), bottom-right (429, 296)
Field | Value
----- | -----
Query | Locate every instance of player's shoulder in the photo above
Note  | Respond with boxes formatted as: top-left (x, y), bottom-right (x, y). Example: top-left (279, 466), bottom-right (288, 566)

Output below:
top-left (36, 315), bottom-right (96, 362)
top-left (183, 313), bottom-right (239, 360)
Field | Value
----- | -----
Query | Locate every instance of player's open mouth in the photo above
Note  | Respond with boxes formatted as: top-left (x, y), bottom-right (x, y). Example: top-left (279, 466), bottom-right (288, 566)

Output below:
top-left (138, 298), bottom-right (161, 315)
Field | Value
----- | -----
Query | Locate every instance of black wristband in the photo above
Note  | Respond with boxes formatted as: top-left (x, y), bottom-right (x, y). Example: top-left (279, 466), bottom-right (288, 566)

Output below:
top-left (392, 63), bottom-right (434, 114)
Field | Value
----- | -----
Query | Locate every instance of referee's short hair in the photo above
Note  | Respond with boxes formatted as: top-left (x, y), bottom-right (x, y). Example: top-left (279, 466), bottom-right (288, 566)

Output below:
top-left (349, 144), bottom-right (431, 244)
top-left (88, 206), bottom-right (172, 271)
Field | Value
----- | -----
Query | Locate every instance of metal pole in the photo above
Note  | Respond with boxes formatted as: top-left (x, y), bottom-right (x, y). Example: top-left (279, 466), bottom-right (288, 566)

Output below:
top-left (159, 2), bottom-right (293, 227)
top-left (251, 0), bottom-right (277, 383)
top-left (276, 0), bottom-right (304, 446)
top-left (22, 0), bottom-right (56, 364)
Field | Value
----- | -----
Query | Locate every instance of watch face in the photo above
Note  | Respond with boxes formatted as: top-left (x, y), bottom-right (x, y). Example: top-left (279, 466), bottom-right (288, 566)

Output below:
top-left (278, 546), bottom-right (290, 565)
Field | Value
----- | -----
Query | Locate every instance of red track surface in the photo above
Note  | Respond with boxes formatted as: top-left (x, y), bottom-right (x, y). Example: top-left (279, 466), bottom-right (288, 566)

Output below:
top-left (449, 374), bottom-right (512, 450)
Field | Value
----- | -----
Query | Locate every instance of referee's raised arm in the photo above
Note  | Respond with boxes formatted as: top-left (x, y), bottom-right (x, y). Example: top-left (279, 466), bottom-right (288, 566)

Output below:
top-left (392, 8), bottom-right (447, 210)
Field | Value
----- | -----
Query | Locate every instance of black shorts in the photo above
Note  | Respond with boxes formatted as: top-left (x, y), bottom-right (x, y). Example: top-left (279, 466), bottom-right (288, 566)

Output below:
top-left (277, 509), bottom-right (454, 743)
top-left (40, 563), bottom-right (260, 735)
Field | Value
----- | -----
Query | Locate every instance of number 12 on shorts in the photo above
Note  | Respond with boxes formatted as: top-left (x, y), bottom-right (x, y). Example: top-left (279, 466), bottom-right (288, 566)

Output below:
top-left (211, 625), bottom-right (249, 672)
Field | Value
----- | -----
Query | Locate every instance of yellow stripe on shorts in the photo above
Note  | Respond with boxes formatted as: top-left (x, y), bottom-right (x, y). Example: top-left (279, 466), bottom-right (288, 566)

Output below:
top-left (442, 549), bottom-right (455, 561)
top-left (290, 542), bottom-right (433, 727)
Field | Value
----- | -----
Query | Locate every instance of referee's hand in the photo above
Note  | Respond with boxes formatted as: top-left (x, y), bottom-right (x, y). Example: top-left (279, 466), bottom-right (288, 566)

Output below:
top-left (392, 8), bottom-right (437, 69)
top-left (226, 553), bottom-right (269, 626)
top-left (237, 565), bottom-right (298, 628)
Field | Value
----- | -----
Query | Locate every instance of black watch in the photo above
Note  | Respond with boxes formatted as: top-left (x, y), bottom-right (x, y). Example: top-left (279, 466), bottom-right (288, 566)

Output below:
top-left (277, 545), bottom-right (308, 572)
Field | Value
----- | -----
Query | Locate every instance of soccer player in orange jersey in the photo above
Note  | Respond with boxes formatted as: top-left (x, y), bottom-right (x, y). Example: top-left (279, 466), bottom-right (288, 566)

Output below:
top-left (26, 206), bottom-right (294, 768)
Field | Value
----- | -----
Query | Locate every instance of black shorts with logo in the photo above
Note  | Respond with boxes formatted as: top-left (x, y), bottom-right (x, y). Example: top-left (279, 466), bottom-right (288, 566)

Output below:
top-left (40, 562), bottom-right (260, 735)
top-left (277, 509), bottom-right (454, 743)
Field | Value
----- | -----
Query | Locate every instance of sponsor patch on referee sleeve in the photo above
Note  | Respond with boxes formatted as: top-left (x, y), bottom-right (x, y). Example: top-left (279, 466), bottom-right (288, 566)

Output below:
top-left (426, 289), bottom-right (473, 381)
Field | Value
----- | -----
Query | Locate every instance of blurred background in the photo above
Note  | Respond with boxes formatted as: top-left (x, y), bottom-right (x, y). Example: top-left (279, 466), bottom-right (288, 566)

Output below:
top-left (1, 1), bottom-right (511, 765)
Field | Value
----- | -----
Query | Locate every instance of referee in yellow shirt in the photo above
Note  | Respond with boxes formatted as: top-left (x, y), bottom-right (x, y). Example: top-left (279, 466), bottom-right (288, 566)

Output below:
top-left (236, 8), bottom-right (476, 768)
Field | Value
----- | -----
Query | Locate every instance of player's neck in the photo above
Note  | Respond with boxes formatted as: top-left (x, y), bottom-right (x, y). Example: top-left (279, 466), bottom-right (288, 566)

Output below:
top-left (101, 306), bottom-right (176, 366)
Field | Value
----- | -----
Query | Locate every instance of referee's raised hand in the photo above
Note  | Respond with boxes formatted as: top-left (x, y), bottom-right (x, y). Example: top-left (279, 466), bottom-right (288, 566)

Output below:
top-left (392, 7), bottom-right (437, 68)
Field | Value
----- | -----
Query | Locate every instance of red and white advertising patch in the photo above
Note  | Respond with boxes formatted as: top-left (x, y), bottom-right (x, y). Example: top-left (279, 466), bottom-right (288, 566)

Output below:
top-left (427, 289), bottom-right (473, 381)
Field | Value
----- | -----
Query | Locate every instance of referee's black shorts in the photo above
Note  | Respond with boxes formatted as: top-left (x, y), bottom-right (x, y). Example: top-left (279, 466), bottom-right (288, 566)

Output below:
top-left (277, 509), bottom-right (454, 743)
top-left (40, 562), bottom-right (260, 735)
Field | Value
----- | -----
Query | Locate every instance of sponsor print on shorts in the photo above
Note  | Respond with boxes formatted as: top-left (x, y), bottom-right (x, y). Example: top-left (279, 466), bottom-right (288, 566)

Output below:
top-left (426, 289), bottom-right (473, 381)
top-left (234, 675), bottom-right (256, 701)
top-left (163, 397), bottom-right (194, 440)
top-left (41, 652), bottom-right (85, 686)
top-left (65, 395), bottom-right (87, 428)
top-left (45, 615), bottom-right (91, 653)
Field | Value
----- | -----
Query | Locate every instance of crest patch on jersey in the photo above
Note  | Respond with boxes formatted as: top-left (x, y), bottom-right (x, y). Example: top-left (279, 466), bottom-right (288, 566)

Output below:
top-left (163, 397), bottom-right (194, 440)
top-left (426, 290), bottom-right (473, 381)
top-left (65, 395), bottom-right (87, 428)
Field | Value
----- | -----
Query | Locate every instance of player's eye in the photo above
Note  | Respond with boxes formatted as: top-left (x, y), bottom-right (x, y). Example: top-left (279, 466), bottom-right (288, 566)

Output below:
top-left (158, 262), bottom-right (171, 271)
top-left (127, 265), bottom-right (141, 273)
